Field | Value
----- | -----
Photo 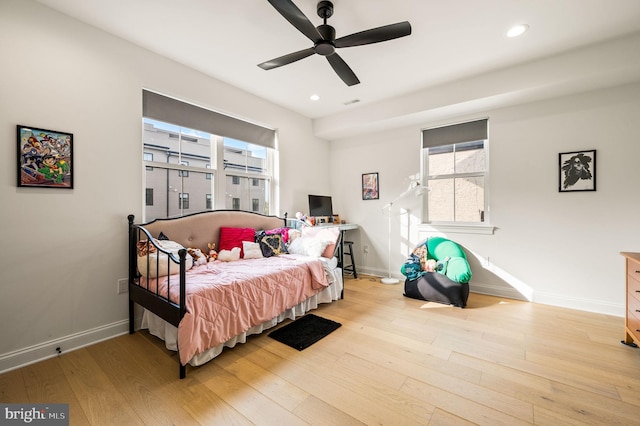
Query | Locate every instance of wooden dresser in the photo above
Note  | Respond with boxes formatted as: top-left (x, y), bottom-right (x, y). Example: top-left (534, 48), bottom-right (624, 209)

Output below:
top-left (621, 252), bottom-right (640, 348)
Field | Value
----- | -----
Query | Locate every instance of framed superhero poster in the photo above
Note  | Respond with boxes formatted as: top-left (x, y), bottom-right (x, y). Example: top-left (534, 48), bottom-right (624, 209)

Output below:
top-left (17, 125), bottom-right (73, 189)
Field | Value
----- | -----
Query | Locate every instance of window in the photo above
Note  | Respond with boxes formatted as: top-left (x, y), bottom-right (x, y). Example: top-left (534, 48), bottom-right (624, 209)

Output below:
top-left (222, 139), bottom-right (271, 214)
top-left (143, 119), bottom-right (213, 220)
top-left (142, 90), bottom-right (277, 221)
top-left (179, 193), bottom-right (189, 209)
top-left (144, 152), bottom-right (154, 171)
top-left (252, 198), bottom-right (259, 212)
top-left (178, 161), bottom-right (189, 177)
top-left (145, 188), bottom-right (153, 206)
top-left (422, 119), bottom-right (488, 224)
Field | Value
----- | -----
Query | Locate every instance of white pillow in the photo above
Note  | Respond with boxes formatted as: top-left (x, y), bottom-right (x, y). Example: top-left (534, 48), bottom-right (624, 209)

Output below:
top-left (288, 236), bottom-right (329, 258)
top-left (137, 240), bottom-right (193, 277)
top-left (242, 241), bottom-right (264, 259)
top-left (218, 247), bottom-right (241, 262)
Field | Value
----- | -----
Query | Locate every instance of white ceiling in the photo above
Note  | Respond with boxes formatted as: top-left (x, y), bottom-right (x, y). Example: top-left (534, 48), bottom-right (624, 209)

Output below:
top-left (35, 0), bottom-right (640, 124)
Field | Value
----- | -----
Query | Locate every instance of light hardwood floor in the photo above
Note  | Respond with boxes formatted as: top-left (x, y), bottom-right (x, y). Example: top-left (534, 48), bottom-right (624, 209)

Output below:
top-left (2, 275), bottom-right (640, 425)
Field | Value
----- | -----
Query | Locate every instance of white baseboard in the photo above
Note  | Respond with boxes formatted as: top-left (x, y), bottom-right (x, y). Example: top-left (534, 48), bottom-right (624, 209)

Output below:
top-left (470, 281), bottom-right (624, 317)
top-left (0, 320), bottom-right (129, 375)
top-left (469, 282), bottom-right (529, 301)
top-left (532, 291), bottom-right (625, 317)
top-left (357, 274), bottom-right (625, 317)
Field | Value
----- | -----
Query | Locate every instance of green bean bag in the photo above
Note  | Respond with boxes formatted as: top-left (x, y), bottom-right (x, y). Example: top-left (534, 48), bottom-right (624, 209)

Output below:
top-left (402, 237), bottom-right (471, 307)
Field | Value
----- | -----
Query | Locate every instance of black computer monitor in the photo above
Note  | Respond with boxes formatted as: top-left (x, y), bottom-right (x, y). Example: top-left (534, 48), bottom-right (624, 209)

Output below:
top-left (308, 194), bottom-right (333, 218)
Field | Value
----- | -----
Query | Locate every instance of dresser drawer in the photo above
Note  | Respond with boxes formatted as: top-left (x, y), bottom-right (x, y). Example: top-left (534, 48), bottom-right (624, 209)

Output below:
top-left (629, 274), bottom-right (640, 295)
top-left (627, 260), bottom-right (640, 283)
top-left (627, 307), bottom-right (640, 342)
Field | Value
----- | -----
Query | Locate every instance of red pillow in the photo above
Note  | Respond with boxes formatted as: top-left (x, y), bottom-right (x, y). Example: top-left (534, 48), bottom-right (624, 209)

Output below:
top-left (218, 227), bottom-right (255, 258)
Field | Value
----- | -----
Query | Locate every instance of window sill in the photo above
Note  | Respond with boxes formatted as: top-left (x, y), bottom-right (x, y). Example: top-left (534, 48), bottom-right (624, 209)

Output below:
top-left (419, 223), bottom-right (495, 235)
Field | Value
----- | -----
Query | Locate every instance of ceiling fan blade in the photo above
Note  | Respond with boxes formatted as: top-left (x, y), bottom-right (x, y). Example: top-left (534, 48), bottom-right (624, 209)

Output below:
top-left (335, 21), bottom-right (411, 48)
top-left (326, 53), bottom-right (360, 86)
top-left (268, 0), bottom-right (323, 43)
top-left (258, 47), bottom-right (315, 70)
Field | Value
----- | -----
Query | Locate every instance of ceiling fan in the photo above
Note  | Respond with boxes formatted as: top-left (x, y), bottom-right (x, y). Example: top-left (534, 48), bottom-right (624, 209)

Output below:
top-left (258, 0), bottom-right (412, 86)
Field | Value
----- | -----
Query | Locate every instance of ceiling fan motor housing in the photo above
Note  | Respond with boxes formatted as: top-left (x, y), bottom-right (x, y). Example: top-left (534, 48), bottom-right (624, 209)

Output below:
top-left (315, 24), bottom-right (336, 55)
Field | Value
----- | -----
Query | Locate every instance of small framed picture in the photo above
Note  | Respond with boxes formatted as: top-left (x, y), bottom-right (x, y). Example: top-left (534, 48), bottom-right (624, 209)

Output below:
top-left (17, 125), bottom-right (73, 189)
top-left (559, 149), bottom-right (596, 192)
top-left (362, 172), bottom-right (379, 200)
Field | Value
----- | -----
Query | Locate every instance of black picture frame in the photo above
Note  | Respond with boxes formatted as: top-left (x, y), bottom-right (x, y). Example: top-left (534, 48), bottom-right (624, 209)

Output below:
top-left (559, 149), bottom-right (596, 192)
top-left (17, 125), bottom-right (74, 189)
top-left (362, 172), bottom-right (379, 200)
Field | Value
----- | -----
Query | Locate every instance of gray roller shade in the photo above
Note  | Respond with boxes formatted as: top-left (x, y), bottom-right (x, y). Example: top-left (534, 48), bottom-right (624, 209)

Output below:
top-left (143, 90), bottom-right (276, 148)
top-left (422, 119), bottom-right (487, 148)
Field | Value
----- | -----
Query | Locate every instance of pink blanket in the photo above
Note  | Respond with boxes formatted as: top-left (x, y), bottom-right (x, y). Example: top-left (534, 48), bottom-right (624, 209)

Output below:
top-left (138, 254), bottom-right (329, 364)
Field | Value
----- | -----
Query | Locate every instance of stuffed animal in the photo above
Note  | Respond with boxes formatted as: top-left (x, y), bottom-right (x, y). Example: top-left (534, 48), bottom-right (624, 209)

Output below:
top-left (187, 248), bottom-right (207, 266)
top-left (424, 258), bottom-right (437, 272)
top-left (207, 243), bottom-right (218, 261)
top-left (217, 247), bottom-right (240, 262)
top-left (295, 211), bottom-right (313, 227)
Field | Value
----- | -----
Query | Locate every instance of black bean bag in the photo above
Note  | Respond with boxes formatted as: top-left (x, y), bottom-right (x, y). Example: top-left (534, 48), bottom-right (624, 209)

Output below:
top-left (403, 273), bottom-right (469, 308)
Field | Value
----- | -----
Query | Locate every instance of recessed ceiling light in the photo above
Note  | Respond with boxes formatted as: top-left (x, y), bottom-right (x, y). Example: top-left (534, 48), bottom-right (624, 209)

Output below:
top-left (507, 24), bottom-right (529, 38)
top-left (310, 94), bottom-right (320, 101)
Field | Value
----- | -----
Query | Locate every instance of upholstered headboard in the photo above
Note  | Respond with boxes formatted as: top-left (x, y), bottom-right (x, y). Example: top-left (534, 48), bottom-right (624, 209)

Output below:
top-left (133, 210), bottom-right (286, 253)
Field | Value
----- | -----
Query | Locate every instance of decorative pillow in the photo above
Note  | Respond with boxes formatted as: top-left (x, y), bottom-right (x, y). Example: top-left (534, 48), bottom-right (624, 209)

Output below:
top-left (158, 231), bottom-right (170, 241)
top-left (242, 241), bottom-right (263, 259)
top-left (300, 226), bottom-right (340, 258)
top-left (137, 239), bottom-right (193, 277)
top-left (265, 227), bottom-right (291, 244)
top-left (218, 247), bottom-right (241, 262)
top-left (287, 236), bottom-right (329, 258)
top-left (218, 227), bottom-right (256, 258)
top-left (256, 230), bottom-right (288, 257)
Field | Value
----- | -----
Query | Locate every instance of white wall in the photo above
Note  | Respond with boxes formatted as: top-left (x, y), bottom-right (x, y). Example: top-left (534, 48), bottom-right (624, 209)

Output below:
top-left (0, 0), bottom-right (330, 372)
top-left (330, 82), bottom-right (640, 315)
top-left (2, 0), bottom-right (638, 373)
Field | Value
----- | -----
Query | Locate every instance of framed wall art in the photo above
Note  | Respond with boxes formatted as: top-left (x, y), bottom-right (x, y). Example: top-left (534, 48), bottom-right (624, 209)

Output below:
top-left (559, 149), bottom-right (596, 192)
top-left (362, 172), bottom-right (379, 200)
top-left (17, 125), bottom-right (73, 189)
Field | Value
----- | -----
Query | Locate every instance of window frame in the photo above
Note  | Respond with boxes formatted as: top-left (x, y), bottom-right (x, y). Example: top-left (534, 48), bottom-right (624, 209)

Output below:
top-left (142, 90), bottom-right (278, 221)
top-left (420, 119), bottom-right (494, 234)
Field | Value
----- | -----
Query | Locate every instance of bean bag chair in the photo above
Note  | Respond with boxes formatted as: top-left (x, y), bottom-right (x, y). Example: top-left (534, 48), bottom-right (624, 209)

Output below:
top-left (401, 237), bottom-right (471, 307)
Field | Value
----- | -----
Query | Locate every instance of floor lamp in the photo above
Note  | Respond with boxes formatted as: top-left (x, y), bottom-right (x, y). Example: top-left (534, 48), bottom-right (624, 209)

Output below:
top-left (381, 181), bottom-right (426, 285)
